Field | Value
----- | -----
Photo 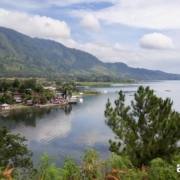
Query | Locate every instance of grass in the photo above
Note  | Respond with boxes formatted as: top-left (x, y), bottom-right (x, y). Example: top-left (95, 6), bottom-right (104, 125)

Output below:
top-left (82, 90), bottom-right (100, 95)
top-left (77, 82), bottom-right (113, 87)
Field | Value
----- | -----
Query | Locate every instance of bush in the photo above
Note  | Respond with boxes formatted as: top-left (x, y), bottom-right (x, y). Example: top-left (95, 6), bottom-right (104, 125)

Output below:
top-left (1, 150), bottom-right (180, 180)
top-left (148, 158), bottom-right (180, 180)
top-left (61, 158), bottom-right (81, 179)
top-left (106, 154), bottom-right (147, 180)
top-left (34, 154), bottom-right (80, 180)
top-left (34, 154), bottom-right (63, 180)
top-left (81, 149), bottom-right (103, 179)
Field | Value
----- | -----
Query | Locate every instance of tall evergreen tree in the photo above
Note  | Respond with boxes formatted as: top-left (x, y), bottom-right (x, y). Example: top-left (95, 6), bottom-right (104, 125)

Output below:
top-left (0, 127), bottom-right (32, 169)
top-left (105, 86), bottom-right (180, 167)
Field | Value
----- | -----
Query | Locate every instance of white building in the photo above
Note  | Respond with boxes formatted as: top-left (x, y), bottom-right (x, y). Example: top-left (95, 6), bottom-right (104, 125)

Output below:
top-left (0, 103), bottom-right (10, 110)
top-left (14, 95), bottom-right (22, 103)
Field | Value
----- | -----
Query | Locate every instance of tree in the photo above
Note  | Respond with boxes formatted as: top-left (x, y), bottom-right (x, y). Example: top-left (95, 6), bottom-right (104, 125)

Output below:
top-left (12, 79), bottom-right (21, 90)
top-left (61, 82), bottom-right (77, 99)
top-left (105, 86), bottom-right (180, 167)
top-left (0, 93), bottom-right (14, 104)
top-left (0, 127), bottom-right (33, 170)
top-left (22, 79), bottom-right (37, 91)
top-left (0, 79), bottom-right (11, 92)
top-left (43, 90), bottom-right (55, 101)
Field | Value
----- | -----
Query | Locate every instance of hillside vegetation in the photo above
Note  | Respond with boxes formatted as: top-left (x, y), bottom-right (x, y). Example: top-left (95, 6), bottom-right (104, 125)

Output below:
top-left (0, 26), bottom-right (180, 81)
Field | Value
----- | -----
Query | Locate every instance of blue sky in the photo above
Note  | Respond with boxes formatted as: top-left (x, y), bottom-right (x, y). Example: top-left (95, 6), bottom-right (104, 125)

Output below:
top-left (0, 0), bottom-right (180, 73)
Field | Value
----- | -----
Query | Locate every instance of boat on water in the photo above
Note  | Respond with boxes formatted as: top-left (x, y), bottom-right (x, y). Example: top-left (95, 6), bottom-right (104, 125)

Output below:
top-left (69, 96), bottom-right (83, 104)
top-left (79, 98), bottom-right (84, 103)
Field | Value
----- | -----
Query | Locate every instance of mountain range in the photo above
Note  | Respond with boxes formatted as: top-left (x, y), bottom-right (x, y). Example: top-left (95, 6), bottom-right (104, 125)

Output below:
top-left (0, 26), bottom-right (180, 81)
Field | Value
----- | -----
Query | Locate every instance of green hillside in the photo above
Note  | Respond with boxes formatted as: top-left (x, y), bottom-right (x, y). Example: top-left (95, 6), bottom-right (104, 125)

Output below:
top-left (0, 26), bottom-right (180, 81)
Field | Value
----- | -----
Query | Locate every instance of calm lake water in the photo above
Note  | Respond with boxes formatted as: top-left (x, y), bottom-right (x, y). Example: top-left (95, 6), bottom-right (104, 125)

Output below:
top-left (0, 80), bottom-right (180, 165)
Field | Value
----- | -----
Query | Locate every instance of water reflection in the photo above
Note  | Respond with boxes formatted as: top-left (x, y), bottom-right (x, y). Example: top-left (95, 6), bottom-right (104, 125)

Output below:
top-left (0, 105), bottom-right (73, 128)
top-left (0, 106), bottom-right (74, 144)
top-left (64, 104), bottom-right (72, 115)
top-left (14, 115), bottom-right (72, 143)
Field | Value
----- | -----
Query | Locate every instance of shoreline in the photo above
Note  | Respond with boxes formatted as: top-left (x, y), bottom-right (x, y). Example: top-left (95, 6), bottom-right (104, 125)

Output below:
top-left (0, 91), bottom-right (100, 113)
top-left (0, 103), bottom-right (68, 113)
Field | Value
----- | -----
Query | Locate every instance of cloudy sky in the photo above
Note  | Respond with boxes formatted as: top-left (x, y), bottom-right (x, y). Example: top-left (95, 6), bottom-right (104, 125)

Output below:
top-left (0, 0), bottom-right (180, 73)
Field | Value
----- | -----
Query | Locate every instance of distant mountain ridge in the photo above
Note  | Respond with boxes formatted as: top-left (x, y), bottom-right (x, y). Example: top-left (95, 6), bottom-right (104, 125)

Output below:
top-left (0, 26), bottom-right (180, 81)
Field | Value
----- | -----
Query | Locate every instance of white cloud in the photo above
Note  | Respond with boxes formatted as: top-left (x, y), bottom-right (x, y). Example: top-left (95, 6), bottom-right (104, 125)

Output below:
top-left (0, 8), bottom-right (71, 42)
top-left (0, 2), bottom-right (180, 74)
top-left (2, 0), bottom-right (179, 32)
top-left (140, 33), bottom-right (174, 50)
top-left (71, 41), bottom-right (180, 73)
top-left (76, 42), bottom-right (132, 61)
top-left (80, 14), bottom-right (100, 32)
top-left (76, 0), bottom-right (180, 30)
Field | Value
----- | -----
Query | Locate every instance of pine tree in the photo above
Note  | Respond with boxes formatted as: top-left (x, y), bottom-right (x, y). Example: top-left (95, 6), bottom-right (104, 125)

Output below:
top-left (0, 127), bottom-right (33, 169)
top-left (105, 86), bottom-right (180, 167)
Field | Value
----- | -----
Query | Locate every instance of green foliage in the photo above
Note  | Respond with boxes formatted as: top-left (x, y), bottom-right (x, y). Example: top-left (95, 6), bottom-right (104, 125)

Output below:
top-left (105, 86), bottom-right (180, 167)
top-left (0, 79), bottom-right (41, 93)
top-left (1, 149), bottom-right (180, 180)
top-left (60, 158), bottom-right (81, 179)
top-left (0, 92), bottom-right (14, 104)
top-left (34, 154), bottom-right (63, 180)
top-left (105, 154), bottom-right (147, 180)
top-left (58, 82), bottom-right (78, 99)
top-left (107, 153), bottom-right (133, 169)
top-left (148, 157), bottom-right (180, 180)
top-left (34, 150), bottom-right (103, 180)
top-left (77, 81), bottom-right (112, 87)
top-left (0, 78), bottom-right (55, 105)
top-left (33, 154), bottom-right (80, 180)
top-left (0, 127), bottom-right (33, 170)
top-left (43, 89), bottom-right (55, 101)
top-left (81, 149), bottom-right (103, 179)
top-left (13, 79), bottom-right (20, 89)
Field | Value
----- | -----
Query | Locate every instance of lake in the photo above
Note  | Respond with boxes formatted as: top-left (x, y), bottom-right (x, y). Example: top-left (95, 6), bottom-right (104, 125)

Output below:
top-left (0, 80), bottom-right (180, 165)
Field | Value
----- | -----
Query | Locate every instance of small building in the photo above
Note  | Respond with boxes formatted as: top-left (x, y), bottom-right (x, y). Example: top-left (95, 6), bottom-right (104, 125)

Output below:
top-left (0, 104), bottom-right (10, 110)
top-left (44, 86), bottom-right (56, 91)
top-left (14, 95), bottom-right (22, 103)
top-left (56, 92), bottom-right (63, 97)
top-left (26, 100), bottom-right (33, 106)
top-left (68, 96), bottom-right (79, 104)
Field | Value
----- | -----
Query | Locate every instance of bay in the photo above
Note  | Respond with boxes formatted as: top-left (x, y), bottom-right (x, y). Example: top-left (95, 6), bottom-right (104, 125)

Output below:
top-left (0, 80), bottom-right (180, 165)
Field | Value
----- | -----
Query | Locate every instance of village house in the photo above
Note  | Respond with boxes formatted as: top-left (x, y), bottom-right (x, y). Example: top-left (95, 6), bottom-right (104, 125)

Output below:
top-left (52, 96), bottom-right (67, 105)
top-left (44, 86), bottom-right (56, 92)
top-left (56, 92), bottom-right (63, 97)
top-left (26, 99), bottom-right (33, 106)
top-left (0, 103), bottom-right (10, 110)
top-left (14, 93), bottom-right (23, 103)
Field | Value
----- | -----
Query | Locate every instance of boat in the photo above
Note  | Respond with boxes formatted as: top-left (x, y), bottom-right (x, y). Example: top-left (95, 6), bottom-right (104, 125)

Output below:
top-left (69, 96), bottom-right (79, 104)
top-left (69, 96), bottom-right (84, 104)
top-left (79, 98), bottom-right (84, 103)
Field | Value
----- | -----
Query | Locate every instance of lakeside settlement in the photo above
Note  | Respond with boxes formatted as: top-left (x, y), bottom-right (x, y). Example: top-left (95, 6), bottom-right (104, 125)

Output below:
top-left (0, 79), bottom-right (97, 112)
